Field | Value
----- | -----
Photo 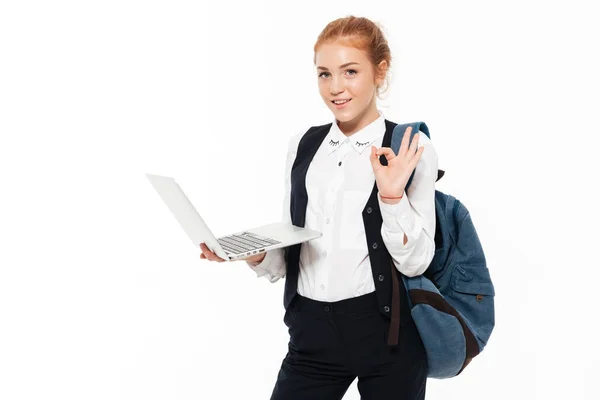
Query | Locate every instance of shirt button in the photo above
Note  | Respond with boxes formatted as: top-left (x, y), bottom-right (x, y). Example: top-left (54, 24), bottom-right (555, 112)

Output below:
top-left (324, 305), bottom-right (330, 312)
top-left (378, 274), bottom-right (384, 281)
top-left (384, 306), bottom-right (390, 312)
top-left (366, 207), bottom-right (372, 214)
top-left (372, 242), bottom-right (378, 249)
top-left (325, 218), bottom-right (330, 224)
top-left (320, 284), bottom-right (325, 290)
top-left (323, 251), bottom-right (327, 257)
top-left (338, 161), bottom-right (342, 166)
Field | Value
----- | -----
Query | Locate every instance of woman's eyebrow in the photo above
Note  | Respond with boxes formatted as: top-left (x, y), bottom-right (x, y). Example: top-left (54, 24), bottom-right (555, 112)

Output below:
top-left (316, 62), bottom-right (360, 71)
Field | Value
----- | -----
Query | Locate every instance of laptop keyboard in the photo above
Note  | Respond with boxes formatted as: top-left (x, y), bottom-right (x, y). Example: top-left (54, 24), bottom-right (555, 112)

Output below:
top-left (217, 232), bottom-right (281, 256)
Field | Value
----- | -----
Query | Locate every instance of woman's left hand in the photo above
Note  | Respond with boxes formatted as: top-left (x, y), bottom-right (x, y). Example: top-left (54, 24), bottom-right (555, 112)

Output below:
top-left (369, 126), bottom-right (425, 198)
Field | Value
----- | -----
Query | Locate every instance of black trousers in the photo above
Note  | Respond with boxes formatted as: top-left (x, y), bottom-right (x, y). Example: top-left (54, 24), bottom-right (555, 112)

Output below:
top-left (270, 291), bottom-right (428, 400)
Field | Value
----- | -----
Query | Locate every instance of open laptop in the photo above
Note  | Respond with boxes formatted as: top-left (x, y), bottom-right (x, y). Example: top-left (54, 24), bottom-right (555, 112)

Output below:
top-left (146, 173), bottom-right (322, 261)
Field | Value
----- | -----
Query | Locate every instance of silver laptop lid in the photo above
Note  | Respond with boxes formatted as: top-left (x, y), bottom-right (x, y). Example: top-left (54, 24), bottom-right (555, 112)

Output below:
top-left (145, 173), bottom-right (229, 260)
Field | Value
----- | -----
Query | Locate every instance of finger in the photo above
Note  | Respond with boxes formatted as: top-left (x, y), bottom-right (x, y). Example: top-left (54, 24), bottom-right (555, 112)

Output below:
top-left (409, 132), bottom-right (420, 156)
top-left (369, 146), bottom-right (383, 172)
top-left (376, 147), bottom-right (396, 161)
top-left (399, 126), bottom-right (412, 155)
top-left (410, 146), bottom-right (425, 167)
top-left (207, 248), bottom-right (226, 262)
top-left (205, 251), bottom-right (221, 262)
top-left (201, 250), bottom-right (214, 261)
top-left (200, 243), bottom-right (219, 261)
top-left (200, 243), bottom-right (210, 256)
top-left (200, 242), bottom-right (214, 255)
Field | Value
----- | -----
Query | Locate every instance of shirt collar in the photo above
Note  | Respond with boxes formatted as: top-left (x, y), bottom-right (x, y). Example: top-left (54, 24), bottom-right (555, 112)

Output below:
top-left (326, 109), bottom-right (386, 155)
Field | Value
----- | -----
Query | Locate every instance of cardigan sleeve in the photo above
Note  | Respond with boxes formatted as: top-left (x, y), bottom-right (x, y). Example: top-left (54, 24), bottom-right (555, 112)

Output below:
top-left (246, 132), bottom-right (302, 282)
top-left (378, 131), bottom-right (438, 277)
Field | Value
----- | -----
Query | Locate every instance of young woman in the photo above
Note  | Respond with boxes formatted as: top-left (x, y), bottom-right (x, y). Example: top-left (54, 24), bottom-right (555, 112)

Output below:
top-left (200, 15), bottom-right (438, 400)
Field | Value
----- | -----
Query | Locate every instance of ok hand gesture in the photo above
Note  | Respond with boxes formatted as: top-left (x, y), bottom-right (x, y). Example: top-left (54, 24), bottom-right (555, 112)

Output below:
top-left (369, 126), bottom-right (424, 198)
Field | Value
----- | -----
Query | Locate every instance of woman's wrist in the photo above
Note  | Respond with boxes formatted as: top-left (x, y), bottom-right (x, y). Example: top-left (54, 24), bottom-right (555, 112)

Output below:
top-left (245, 252), bottom-right (267, 265)
top-left (380, 192), bottom-right (403, 204)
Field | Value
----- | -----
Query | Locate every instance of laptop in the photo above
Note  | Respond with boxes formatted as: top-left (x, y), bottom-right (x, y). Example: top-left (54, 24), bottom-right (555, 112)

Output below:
top-left (146, 173), bottom-right (322, 261)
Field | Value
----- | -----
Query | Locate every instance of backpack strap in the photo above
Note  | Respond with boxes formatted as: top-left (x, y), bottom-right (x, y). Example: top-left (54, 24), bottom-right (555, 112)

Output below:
top-left (390, 122), bottom-right (445, 189)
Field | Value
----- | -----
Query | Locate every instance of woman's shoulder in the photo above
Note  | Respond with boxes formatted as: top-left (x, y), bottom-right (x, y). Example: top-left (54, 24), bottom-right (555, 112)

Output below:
top-left (286, 130), bottom-right (305, 154)
top-left (287, 122), bottom-right (333, 149)
top-left (417, 129), bottom-right (433, 145)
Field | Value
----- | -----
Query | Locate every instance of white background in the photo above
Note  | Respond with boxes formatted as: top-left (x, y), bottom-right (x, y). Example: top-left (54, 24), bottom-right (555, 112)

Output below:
top-left (1, 0), bottom-right (598, 399)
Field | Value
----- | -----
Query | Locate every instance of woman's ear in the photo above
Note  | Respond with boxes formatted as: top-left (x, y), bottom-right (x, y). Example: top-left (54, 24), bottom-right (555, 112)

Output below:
top-left (374, 60), bottom-right (387, 90)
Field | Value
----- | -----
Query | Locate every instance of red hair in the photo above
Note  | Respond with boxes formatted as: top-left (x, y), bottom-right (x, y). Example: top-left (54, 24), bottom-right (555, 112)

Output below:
top-left (313, 15), bottom-right (392, 98)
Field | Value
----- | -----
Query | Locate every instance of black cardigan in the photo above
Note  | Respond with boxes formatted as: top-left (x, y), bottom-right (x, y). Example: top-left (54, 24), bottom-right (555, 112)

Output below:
top-left (283, 119), bottom-right (411, 346)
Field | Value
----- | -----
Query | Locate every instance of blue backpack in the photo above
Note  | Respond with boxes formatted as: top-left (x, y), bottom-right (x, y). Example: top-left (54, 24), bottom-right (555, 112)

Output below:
top-left (390, 122), bottom-right (496, 379)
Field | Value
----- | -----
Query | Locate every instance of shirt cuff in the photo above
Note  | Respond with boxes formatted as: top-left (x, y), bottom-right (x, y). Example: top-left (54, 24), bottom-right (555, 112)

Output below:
top-left (246, 248), bottom-right (285, 281)
top-left (378, 191), bottom-right (419, 238)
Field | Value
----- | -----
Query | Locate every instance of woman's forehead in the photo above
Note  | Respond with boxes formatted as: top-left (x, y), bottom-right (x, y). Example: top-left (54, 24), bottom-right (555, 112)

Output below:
top-left (315, 43), bottom-right (368, 67)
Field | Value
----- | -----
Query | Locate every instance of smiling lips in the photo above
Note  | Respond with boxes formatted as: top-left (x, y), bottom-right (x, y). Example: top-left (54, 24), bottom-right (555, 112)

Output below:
top-left (332, 98), bottom-right (352, 108)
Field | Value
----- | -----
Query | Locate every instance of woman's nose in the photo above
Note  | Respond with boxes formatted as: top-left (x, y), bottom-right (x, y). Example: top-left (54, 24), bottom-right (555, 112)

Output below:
top-left (329, 76), bottom-right (344, 95)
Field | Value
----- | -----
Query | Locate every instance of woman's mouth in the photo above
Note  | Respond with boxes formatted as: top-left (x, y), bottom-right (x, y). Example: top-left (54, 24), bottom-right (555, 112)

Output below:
top-left (332, 98), bottom-right (352, 109)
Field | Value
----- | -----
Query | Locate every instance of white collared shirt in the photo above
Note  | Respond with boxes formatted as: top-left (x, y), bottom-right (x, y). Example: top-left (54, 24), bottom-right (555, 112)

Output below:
top-left (248, 109), bottom-right (438, 302)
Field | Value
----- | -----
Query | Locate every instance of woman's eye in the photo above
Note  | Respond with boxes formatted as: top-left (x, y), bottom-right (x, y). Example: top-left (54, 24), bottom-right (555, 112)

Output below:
top-left (318, 69), bottom-right (356, 78)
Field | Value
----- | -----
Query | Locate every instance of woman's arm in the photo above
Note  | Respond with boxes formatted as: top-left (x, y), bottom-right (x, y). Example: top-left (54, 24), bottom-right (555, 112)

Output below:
top-left (378, 132), bottom-right (438, 277)
top-left (246, 132), bottom-right (302, 282)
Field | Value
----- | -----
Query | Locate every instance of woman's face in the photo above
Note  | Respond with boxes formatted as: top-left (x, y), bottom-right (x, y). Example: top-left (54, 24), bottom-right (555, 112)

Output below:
top-left (315, 42), bottom-right (385, 130)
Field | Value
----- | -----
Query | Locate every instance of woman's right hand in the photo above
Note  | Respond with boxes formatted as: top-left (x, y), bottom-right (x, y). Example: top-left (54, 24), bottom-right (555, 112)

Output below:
top-left (199, 243), bottom-right (267, 264)
top-left (199, 243), bottom-right (226, 262)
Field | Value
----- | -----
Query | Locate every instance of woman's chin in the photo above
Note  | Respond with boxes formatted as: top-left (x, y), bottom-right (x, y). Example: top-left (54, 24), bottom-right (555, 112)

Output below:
top-left (331, 108), bottom-right (356, 121)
